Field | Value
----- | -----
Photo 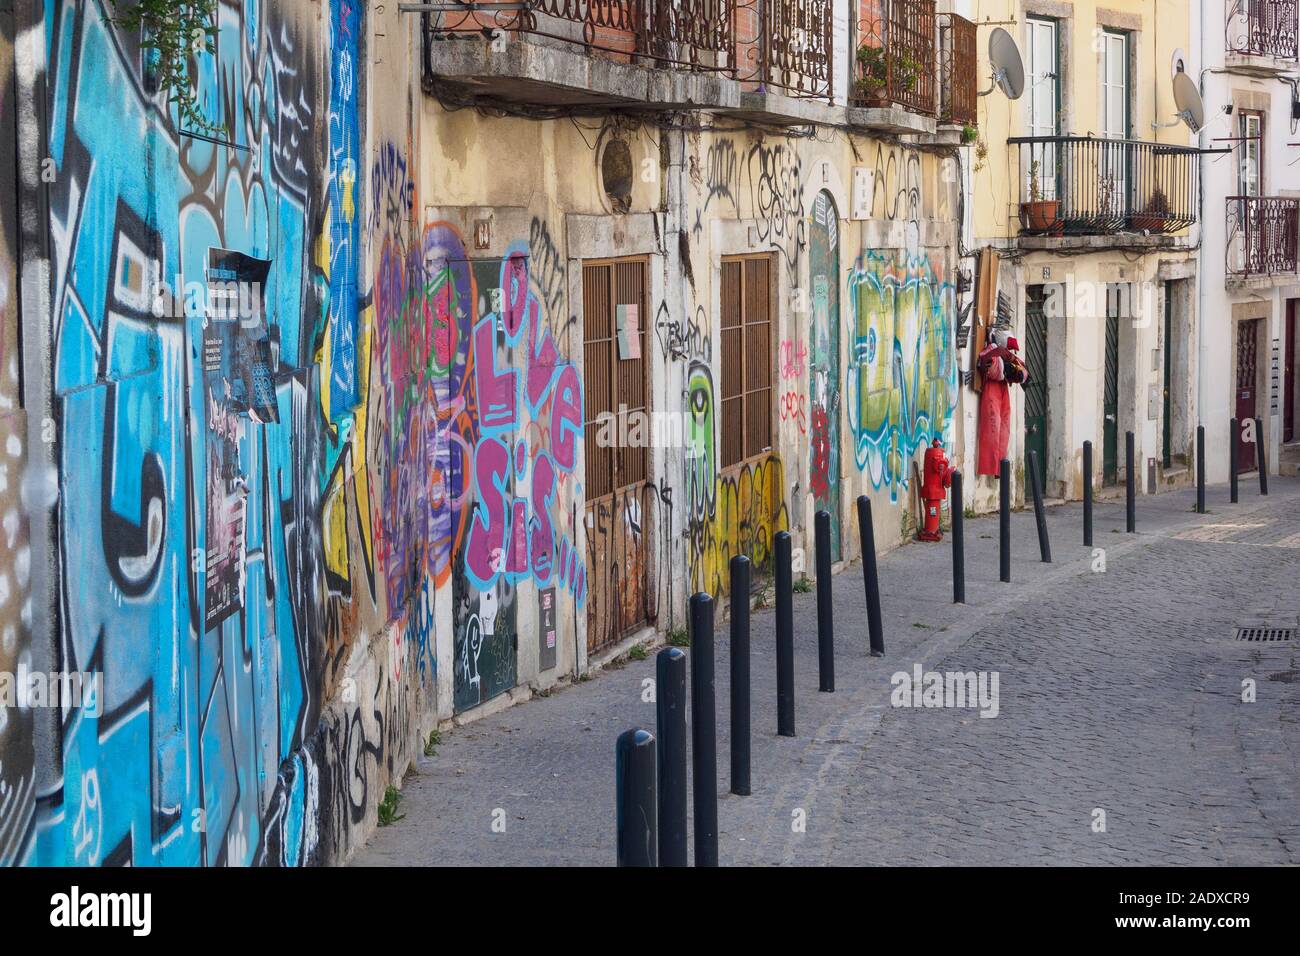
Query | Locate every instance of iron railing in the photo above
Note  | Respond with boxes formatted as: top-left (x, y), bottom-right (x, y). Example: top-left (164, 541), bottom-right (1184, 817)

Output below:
top-left (939, 11), bottom-right (977, 126)
top-left (735, 0), bottom-right (834, 98)
top-left (1226, 0), bottom-right (1299, 60)
top-left (420, 0), bottom-right (737, 79)
top-left (1227, 196), bottom-right (1300, 276)
top-left (1009, 135), bottom-right (1201, 236)
top-left (852, 0), bottom-right (936, 114)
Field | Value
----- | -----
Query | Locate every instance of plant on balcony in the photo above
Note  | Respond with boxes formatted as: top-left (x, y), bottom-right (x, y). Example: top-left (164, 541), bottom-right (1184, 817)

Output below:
top-left (1021, 160), bottom-right (1062, 234)
top-left (1131, 187), bottom-right (1170, 234)
top-left (961, 124), bottom-right (979, 145)
top-left (855, 45), bottom-right (923, 107)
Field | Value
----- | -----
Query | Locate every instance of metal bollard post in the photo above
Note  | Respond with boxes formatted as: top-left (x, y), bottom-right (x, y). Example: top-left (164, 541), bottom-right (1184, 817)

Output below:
top-left (1028, 450), bottom-right (1051, 563)
top-left (1256, 417), bottom-right (1268, 495)
top-left (815, 511), bottom-right (835, 693)
top-left (951, 470), bottom-right (965, 604)
top-left (688, 592), bottom-right (717, 867)
top-left (1126, 431), bottom-right (1136, 533)
top-left (774, 531), bottom-right (795, 737)
top-left (1196, 425), bottom-right (1206, 515)
top-left (1083, 440), bottom-right (1094, 547)
top-left (1230, 417), bottom-right (1239, 504)
top-left (616, 729), bottom-right (657, 867)
top-left (999, 459), bottom-right (1011, 583)
top-left (729, 555), bottom-right (751, 797)
top-left (655, 647), bottom-right (687, 866)
top-left (856, 496), bottom-right (886, 657)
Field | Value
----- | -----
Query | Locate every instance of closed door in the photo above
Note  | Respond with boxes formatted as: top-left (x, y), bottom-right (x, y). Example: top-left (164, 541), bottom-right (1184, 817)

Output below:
top-left (582, 258), bottom-right (653, 654)
top-left (1162, 285), bottom-right (1174, 468)
top-left (1237, 319), bottom-right (1260, 472)
top-left (1024, 286), bottom-right (1049, 493)
top-left (1101, 30), bottom-right (1131, 218)
top-left (809, 191), bottom-right (841, 560)
top-left (1103, 303), bottom-right (1121, 486)
top-left (1285, 300), bottom-right (1296, 443)
top-left (1025, 17), bottom-right (1059, 200)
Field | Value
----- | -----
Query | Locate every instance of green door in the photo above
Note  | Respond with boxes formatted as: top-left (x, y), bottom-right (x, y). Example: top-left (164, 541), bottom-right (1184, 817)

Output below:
top-left (1024, 286), bottom-right (1049, 494)
top-left (1103, 295), bottom-right (1121, 486)
top-left (1162, 285), bottom-right (1173, 469)
top-left (810, 191), bottom-right (842, 560)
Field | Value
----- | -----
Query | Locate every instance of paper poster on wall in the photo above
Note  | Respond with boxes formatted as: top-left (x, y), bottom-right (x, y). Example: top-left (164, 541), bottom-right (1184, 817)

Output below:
top-left (538, 587), bottom-right (558, 672)
top-left (616, 304), bottom-right (641, 360)
top-left (203, 248), bottom-right (274, 629)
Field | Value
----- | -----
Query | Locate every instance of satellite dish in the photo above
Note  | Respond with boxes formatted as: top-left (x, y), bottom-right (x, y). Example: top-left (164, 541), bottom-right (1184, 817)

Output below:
top-left (1173, 72), bottom-right (1205, 132)
top-left (985, 28), bottom-right (1026, 100)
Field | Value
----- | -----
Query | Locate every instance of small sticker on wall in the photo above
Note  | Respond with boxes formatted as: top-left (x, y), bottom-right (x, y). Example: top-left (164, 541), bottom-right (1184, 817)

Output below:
top-left (617, 304), bottom-right (641, 360)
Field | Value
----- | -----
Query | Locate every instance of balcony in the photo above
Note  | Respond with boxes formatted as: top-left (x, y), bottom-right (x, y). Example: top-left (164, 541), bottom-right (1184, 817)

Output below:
top-left (420, 1), bottom-right (740, 109)
top-left (849, 0), bottom-right (937, 133)
top-left (1225, 0), bottom-right (1298, 75)
top-left (939, 11), bottom-right (977, 128)
top-left (725, 0), bottom-right (835, 123)
top-left (1008, 136), bottom-right (1200, 247)
top-left (1226, 196), bottom-right (1300, 282)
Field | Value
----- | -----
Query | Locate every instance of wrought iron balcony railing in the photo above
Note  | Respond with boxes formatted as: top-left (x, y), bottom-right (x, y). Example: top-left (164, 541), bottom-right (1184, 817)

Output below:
top-left (421, 0), bottom-right (737, 81)
top-left (852, 0), bottom-right (936, 114)
top-left (939, 11), bottom-right (977, 126)
top-left (1227, 196), bottom-right (1300, 277)
top-left (1226, 0), bottom-right (1299, 60)
top-left (735, 0), bottom-right (833, 98)
top-left (1009, 135), bottom-right (1200, 236)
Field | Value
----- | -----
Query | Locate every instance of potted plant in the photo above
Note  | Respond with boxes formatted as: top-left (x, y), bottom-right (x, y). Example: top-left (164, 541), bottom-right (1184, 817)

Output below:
top-left (1131, 187), bottom-right (1169, 233)
top-left (1021, 160), bottom-right (1062, 233)
top-left (854, 46), bottom-right (922, 106)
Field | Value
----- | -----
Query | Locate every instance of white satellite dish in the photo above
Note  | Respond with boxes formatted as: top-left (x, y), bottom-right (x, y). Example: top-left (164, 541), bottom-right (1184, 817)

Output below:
top-left (1173, 72), bottom-right (1205, 132)
top-left (980, 28), bottom-right (1026, 100)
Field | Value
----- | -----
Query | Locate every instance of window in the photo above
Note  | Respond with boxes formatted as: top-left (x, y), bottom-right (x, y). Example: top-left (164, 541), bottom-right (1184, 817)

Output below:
top-left (1100, 30), bottom-right (1131, 216)
top-left (719, 255), bottom-right (773, 469)
top-left (1239, 110), bottom-right (1264, 197)
top-left (583, 258), bottom-right (649, 500)
top-left (1026, 17), bottom-right (1060, 199)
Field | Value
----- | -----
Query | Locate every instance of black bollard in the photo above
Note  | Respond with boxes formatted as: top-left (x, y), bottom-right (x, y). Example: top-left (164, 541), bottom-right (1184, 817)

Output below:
top-left (856, 496), bottom-right (885, 657)
top-left (1230, 417), bottom-right (1239, 504)
top-left (951, 470), bottom-right (965, 604)
top-left (1028, 450), bottom-right (1051, 563)
top-left (999, 458), bottom-right (1011, 583)
top-left (1083, 440), bottom-right (1094, 547)
top-left (1255, 417), bottom-right (1268, 495)
top-left (815, 511), bottom-right (835, 693)
top-left (615, 728), bottom-right (657, 867)
top-left (655, 647), bottom-right (687, 866)
top-left (688, 592), bottom-right (717, 866)
top-left (1125, 431), bottom-right (1136, 533)
top-left (774, 532), bottom-right (796, 736)
top-left (1196, 425), bottom-right (1206, 515)
top-left (729, 555), bottom-right (751, 797)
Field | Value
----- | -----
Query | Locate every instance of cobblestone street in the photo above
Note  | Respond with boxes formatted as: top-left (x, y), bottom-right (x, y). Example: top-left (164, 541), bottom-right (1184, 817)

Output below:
top-left (352, 479), bottom-right (1300, 867)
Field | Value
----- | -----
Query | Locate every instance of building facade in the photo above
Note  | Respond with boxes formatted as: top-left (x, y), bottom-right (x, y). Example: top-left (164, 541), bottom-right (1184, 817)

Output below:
top-left (1200, 0), bottom-right (1300, 482)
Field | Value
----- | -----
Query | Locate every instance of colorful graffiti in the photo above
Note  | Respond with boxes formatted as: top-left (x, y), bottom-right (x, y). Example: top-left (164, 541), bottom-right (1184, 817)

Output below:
top-left (846, 251), bottom-right (958, 501)
top-left (686, 361), bottom-right (788, 596)
top-left (17, 0), bottom-right (409, 867)
top-left (809, 191), bottom-right (842, 557)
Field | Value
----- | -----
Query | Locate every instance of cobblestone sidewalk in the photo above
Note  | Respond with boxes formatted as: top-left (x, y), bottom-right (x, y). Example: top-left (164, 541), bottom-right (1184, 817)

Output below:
top-left (351, 479), bottom-right (1300, 866)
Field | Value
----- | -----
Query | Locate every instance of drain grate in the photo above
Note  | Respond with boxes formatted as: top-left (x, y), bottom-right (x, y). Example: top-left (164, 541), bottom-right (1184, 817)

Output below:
top-left (1234, 626), bottom-right (1296, 642)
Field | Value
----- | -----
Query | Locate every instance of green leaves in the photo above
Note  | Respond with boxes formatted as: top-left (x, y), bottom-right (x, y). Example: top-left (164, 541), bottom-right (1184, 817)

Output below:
top-left (103, 1), bottom-right (225, 136)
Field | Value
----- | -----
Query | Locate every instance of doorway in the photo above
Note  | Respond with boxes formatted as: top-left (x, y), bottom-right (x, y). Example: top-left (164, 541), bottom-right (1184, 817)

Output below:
top-left (1024, 285), bottom-right (1050, 494)
top-left (809, 191), bottom-right (842, 560)
top-left (1103, 299), bottom-right (1121, 485)
top-left (1162, 285), bottom-right (1174, 468)
top-left (1285, 299), bottom-right (1296, 444)
top-left (1237, 318), bottom-right (1260, 472)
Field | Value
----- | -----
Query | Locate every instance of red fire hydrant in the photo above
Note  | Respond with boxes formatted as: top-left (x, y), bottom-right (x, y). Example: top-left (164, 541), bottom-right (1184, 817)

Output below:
top-left (918, 439), bottom-right (952, 542)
